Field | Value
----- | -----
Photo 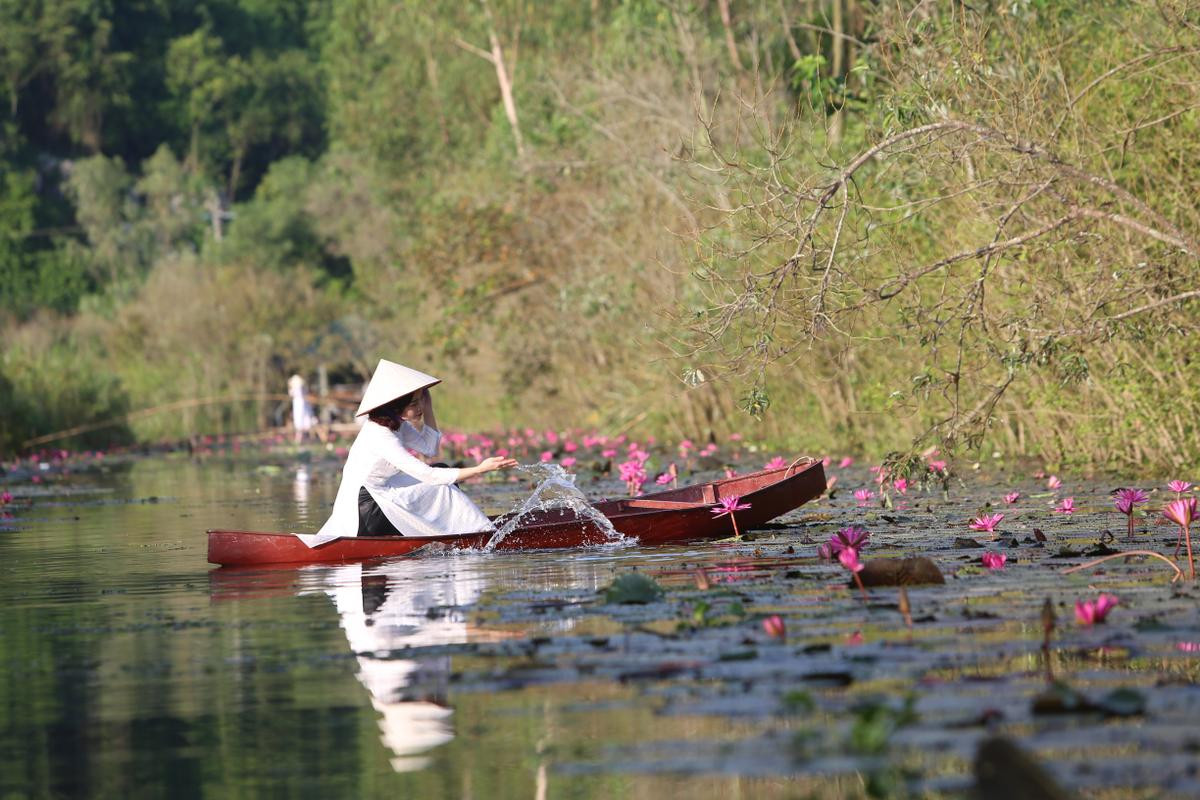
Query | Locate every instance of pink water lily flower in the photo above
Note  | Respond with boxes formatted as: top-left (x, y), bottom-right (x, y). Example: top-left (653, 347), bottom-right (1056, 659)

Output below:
top-left (1168, 480), bottom-right (1192, 495)
top-left (839, 457), bottom-right (854, 468)
top-left (1113, 488), bottom-right (1149, 515)
top-left (1003, 492), bottom-right (1020, 504)
top-left (0, 491), bottom-right (11, 505)
top-left (1075, 594), bottom-right (1119, 626)
top-left (818, 526), bottom-right (870, 560)
top-left (928, 460), bottom-right (948, 475)
top-left (1054, 497), bottom-right (1075, 514)
top-left (981, 552), bottom-right (1006, 570)
top-left (838, 548), bottom-right (865, 574)
top-left (1114, 488), bottom-right (1149, 539)
top-left (539, 450), bottom-right (554, 463)
top-left (1047, 475), bottom-right (1062, 490)
top-left (764, 456), bottom-right (788, 470)
top-left (711, 496), bottom-right (752, 516)
top-left (854, 488), bottom-right (874, 505)
top-left (655, 473), bottom-right (674, 485)
top-left (969, 513), bottom-right (1004, 534)
top-left (712, 495), bottom-right (751, 539)
top-left (1164, 496), bottom-right (1197, 527)
top-left (560, 456), bottom-right (576, 468)
top-left (1163, 496), bottom-right (1197, 578)
top-left (893, 477), bottom-right (909, 494)
top-left (762, 615), bottom-right (786, 639)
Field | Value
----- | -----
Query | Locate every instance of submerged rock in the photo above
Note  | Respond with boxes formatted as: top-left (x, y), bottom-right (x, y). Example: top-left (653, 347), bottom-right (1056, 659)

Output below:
top-left (973, 737), bottom-right (1074, 800)
top-left (856, 557), bottom-right (945, 587)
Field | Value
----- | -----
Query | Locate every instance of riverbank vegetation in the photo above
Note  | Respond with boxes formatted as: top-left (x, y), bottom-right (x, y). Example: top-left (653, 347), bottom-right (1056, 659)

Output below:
top-left (1, 1), bottom-right (1197, 471)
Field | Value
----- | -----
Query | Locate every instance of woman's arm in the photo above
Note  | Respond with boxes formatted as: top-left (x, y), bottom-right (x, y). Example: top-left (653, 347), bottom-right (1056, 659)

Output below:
top-left (367, 425), bottom-right (460, 484)
top-left (457, 456), bottom-right (518, 479)
top-left (368, 425), bottom-right (517, 483)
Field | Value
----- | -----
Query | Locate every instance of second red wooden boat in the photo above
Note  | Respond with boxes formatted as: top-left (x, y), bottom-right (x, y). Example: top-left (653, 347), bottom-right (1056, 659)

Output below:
top-left (207, 458), bottom-right (826, 567)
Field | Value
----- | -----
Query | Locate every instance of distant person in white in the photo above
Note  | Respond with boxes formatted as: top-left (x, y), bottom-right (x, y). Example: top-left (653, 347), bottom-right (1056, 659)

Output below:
top-left (300, 359), bottom-right (516, 547)
top-left (288, 373), bottom-right (317, 444)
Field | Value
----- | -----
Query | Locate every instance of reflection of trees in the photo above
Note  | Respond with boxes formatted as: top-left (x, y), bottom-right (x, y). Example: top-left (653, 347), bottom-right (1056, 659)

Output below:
top-left (298, 560), bottom-right (489, 773)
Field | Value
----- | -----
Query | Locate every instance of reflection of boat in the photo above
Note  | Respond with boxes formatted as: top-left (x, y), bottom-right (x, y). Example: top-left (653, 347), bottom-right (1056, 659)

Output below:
top-left (298, 561), bottom-right (487, 772)
top-left (208, 460), bottom-right (827, 566)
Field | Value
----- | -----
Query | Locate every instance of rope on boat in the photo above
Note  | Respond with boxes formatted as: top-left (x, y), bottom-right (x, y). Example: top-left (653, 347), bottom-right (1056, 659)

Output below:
top-left (785, 455), bottom-right (815, 477)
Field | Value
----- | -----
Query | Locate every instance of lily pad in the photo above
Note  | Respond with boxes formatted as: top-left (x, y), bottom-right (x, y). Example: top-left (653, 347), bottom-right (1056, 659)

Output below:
top-left (1096, 688), bottom-right (1147, 717)
top-left (602, 572), bottom-right (664, 604)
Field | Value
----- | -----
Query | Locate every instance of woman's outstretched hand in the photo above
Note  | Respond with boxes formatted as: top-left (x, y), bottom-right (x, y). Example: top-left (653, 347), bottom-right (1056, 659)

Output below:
top-left (460, 456), bottom-right (519, 480)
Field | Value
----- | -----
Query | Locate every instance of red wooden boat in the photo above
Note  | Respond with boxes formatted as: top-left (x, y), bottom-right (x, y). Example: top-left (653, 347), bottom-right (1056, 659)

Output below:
top-left (207, 459), bottom-right (826, 567)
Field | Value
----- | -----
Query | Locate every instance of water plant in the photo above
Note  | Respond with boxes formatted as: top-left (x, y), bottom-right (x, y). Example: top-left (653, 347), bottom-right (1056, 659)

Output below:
top-left (1113, 488), bottom-right (1149, 540)
top-left (818, 526), bottom-right (870, 560)
top-left (618, 457), bottom-right (647, 496)
top-left (1053, 497), bottom-right (1075, 514)
top-left (1167, 480), bottom-right (1192, 496)
top-left (854, 488), bottom-right (874, 505)
top-left (603, 572), bottom-right (664, 604)
top-left (711, 495), bottom-right (751, 539)
top-left (969, 513), bottom-right (1004, 535)
top-left (898, 587), bottom-right (913, 629)
top-left (0, 491), bottom-right (11, 505)
top-left (762, 615), bottom-right (786, 640)
top-left (1074, 594), bottom-right (1119, 626)
top-left (981, 552), bottom-right (1006, 570)
top-left (1041, 597), bottom-right (1056, 681)
top-left (1047, 476), bottom-right (1062, 490)
top-left (837, 548), bottom-right (869, 599)
top-left (1003, 492), bottom-right (1020, 504)
top-left (1163, 496), bottom-right (1197, 579)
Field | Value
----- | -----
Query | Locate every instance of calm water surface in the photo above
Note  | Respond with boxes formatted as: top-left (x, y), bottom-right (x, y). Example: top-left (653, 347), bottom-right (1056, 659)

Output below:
top-left (5, 455), bottom-right (1200, 799)
top-left (0, 456), bottom-right (802, 799)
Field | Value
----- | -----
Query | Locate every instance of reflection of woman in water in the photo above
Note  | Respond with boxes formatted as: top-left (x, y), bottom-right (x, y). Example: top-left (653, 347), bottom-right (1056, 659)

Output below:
top-left (307, 359), bottom-right (516, 546)
top-left (304, 561), bottom-right (487, 772)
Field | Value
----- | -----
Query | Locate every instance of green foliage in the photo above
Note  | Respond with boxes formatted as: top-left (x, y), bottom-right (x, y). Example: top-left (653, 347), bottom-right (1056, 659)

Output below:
top-left (848, 695), bottom-right (918, 756)
top-left (0, 159), bottom-right (91, 316)
top-left (1, 329), bottom-right (133, 451)
top-left (218, 156), bottom-right (345, 276)
top-left (0, 0), bottom-right (1195, 472)
top-left (602, 572), bottom-right (664, 605)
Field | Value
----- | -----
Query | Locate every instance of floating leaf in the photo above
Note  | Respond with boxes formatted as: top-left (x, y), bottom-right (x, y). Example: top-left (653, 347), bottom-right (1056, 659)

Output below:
top-left (602, 573), bottom-right (664, 604)
top-left (1096, 688), bottom-right (1146, 717)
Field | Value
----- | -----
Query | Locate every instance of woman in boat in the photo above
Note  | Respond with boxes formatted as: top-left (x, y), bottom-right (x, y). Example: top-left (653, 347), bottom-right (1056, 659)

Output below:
top-left (309, 359), bottom-right (516, 545)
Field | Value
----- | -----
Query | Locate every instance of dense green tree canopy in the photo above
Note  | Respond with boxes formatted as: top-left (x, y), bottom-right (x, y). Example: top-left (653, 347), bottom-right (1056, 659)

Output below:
top-left (0, 1), bottom-right (1197, 471)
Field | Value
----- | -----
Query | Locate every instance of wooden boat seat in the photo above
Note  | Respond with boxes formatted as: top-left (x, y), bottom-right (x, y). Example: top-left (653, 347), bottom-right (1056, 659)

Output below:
top-left (625, 499), bottom-right (702, 510)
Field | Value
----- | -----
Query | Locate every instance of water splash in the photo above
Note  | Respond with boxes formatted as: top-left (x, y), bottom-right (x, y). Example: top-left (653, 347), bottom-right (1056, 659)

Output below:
top-left (484, 464), bottom-right (627, 552)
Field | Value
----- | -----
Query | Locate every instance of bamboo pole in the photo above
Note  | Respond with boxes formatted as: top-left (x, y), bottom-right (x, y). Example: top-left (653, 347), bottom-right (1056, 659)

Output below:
top-left (18, 392), bottom-right (358, 450)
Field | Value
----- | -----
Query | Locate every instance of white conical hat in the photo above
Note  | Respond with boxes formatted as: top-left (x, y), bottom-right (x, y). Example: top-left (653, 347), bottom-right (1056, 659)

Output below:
top-left (355, 359), bottom-right (441, 417)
